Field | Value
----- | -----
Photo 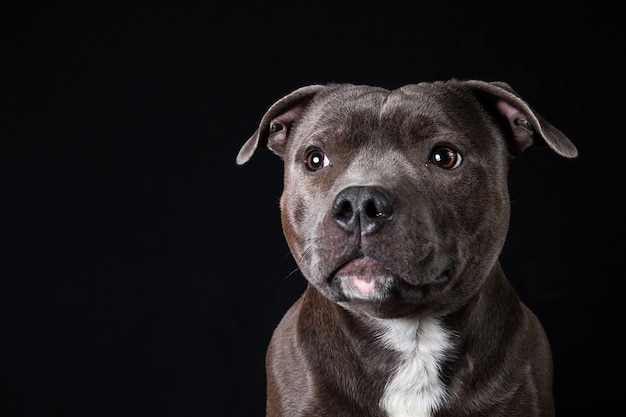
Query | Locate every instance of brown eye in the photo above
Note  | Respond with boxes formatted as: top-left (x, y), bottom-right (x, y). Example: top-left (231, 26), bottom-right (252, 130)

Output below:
top-left (430, 146), bottom-right (462, 169)
top-left (304, 148), bottom-right (331, 171)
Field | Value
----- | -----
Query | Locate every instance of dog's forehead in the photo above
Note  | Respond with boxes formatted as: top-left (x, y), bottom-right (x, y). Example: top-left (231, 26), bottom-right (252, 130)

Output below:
top-left (314, 84), bottom-right (443, 117)
top-left (299, 83), bottom-right (476, 137)
top-left (290, 84), bottom-right (481, 160)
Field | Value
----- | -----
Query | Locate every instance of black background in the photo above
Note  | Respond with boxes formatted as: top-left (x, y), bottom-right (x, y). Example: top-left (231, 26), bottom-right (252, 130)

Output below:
top-left (3, 2), bottom-right (622, 416)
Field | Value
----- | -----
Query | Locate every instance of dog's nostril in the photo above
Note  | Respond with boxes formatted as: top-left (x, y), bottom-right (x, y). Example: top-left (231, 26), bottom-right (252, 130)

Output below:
top-left (364, 200), bottom-right (383, 218)
top-left (336, 200), bottom-right (354, 219)
top-left (364, 195), bottom-right (393, 218)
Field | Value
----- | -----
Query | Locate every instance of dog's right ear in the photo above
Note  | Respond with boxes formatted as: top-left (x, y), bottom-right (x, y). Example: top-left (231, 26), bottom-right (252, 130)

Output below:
top-left (236, 85), bottom-right (326, 165)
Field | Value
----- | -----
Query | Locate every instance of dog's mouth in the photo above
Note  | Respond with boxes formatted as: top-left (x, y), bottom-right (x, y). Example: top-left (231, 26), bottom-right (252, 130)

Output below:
top-left (333, 257), bottom-right (394, 300)
top-left (330, 257), bottom-right (450, 304)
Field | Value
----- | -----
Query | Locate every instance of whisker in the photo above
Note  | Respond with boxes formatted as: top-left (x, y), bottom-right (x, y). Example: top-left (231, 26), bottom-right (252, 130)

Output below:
top-left (281, 266), bottom-right (303, 283)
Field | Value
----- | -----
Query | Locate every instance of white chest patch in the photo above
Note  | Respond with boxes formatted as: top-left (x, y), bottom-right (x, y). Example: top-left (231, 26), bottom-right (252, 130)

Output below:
top-left (376, 317), bottom-right (451, 417)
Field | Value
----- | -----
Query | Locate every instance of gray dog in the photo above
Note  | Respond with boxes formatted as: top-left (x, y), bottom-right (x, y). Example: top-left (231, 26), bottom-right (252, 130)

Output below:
top-left (237, 80), bottom-right (577, 417)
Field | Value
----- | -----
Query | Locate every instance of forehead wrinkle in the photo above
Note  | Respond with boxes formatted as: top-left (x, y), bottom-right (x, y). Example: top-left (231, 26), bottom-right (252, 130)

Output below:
top-left (378, 93), bottom-right (391, 124)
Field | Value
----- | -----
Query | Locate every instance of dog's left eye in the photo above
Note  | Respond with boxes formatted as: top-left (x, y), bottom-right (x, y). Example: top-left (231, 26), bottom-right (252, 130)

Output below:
top-left (430, 146), bottom-right (462, 169)
top-left (304, 148), bottom-right (331, 171)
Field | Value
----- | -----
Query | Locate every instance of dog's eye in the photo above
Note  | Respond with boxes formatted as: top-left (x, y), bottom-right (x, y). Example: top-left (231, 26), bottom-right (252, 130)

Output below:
top-left (430, 146), bottom-right (462, 169)
top-left (304, 148), bottom-right (331, 171)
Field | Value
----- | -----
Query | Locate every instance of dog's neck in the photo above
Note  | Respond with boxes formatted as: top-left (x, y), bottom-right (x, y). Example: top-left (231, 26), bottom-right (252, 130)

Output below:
top-left (372, 316), bottom-right (452, 417)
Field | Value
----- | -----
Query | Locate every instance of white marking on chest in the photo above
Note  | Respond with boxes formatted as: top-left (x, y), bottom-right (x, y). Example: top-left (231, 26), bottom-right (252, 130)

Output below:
top-left (376, 317), bottom-right (451, 417)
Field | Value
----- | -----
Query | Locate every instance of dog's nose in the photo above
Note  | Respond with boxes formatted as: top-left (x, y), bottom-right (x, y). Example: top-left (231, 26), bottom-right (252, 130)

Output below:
top-left (332, 186), bottom-right (393, 234)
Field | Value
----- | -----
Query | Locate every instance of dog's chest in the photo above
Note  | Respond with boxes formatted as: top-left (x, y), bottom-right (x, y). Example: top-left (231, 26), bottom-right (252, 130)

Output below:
top-left (376, 317), bottom-right (451, 417)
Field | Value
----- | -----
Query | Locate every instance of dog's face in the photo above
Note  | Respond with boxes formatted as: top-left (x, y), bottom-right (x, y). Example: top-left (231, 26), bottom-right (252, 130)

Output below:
top-left (274, 85), bottom-right (513, 319)
top-left (238, 81), bottom-right (577, 319)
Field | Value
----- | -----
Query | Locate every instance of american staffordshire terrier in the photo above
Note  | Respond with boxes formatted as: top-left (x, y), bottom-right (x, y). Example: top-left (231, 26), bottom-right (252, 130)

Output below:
top-left (237, 80), bottom-right (577, 416)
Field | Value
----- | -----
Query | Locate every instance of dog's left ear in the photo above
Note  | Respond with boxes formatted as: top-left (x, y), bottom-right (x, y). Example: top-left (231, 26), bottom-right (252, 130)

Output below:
top-left (467, 80), bottom-right (578, 158)
top-left (236, 85), bottom-right (327, 165)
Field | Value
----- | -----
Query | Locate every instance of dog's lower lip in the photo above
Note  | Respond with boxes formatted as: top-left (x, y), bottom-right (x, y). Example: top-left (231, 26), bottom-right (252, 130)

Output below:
top-left (332, 259), bottom-right (450, 287)
top-left (333, 257), bottom-right (393, 297)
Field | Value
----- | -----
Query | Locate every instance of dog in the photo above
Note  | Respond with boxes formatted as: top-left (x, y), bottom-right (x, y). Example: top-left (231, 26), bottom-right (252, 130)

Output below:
top-left (236, 79), bottom-right (577, 416)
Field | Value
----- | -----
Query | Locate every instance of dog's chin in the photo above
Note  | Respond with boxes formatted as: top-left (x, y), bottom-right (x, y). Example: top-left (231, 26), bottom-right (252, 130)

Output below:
top-left (324, 257), bottom-right (449, 318)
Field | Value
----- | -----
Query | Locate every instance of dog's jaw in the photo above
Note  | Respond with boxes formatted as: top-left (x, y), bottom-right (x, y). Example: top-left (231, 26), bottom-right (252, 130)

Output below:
top-left (376, 316), bottom-right (451, 417)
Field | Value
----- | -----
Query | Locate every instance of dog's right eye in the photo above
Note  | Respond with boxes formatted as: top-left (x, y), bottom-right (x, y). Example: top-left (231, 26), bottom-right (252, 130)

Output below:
top-left (429, 146), bottom-right (462, 170)
top-left (304, 148), bottom-right (331, 171)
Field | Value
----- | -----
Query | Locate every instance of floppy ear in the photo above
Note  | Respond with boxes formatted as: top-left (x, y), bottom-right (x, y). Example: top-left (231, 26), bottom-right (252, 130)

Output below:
top-left (466, 80), bottom-right (578, 158)
top-left (236, 85), bottom-right (327, 165)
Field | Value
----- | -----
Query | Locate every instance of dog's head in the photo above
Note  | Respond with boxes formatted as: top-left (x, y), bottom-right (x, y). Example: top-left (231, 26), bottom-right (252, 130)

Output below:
top-left (238, 80), bottom-right (577, 319)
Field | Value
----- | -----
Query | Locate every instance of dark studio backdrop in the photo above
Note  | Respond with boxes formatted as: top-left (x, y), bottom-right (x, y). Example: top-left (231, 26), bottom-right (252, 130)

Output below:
top-left (3, 2), bottom-right (621, 416)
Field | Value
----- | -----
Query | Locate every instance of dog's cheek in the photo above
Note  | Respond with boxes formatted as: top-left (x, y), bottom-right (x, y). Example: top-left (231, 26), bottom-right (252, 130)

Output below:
top-left (279, 180), bottom-right (325, 263)
top-left (451, 173), bottom-right (511, 277)
top-left (443, 164), bottom-right (509, 236)
top-left (279, 190), bottom-right (306, 262)
top-left (425, 167), bottom-right (509, 263)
